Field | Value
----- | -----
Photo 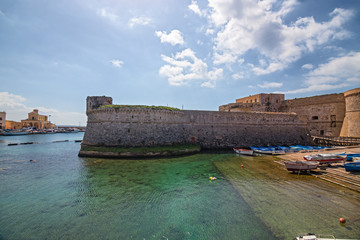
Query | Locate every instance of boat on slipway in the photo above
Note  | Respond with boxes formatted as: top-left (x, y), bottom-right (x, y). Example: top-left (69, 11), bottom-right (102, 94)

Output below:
top-left (233, 148), bottom-right (254, 156)
top-left (346, 153), bottom-right (360, 161)
top-left (303, 153), bottom-right (346, 164)
top-left (344, 161), bottom-right (360, 172)
top-left (284, 161), bottom-right (319, 172)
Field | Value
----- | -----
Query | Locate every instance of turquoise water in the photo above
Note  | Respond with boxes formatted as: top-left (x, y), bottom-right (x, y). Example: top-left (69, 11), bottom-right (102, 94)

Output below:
top-left (0, 133), bottom-right (359, 240)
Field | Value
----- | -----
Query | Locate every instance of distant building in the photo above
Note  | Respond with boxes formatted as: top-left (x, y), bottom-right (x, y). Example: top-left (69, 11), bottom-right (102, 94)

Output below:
top-left (0, 112), bottom-right (5, 129)
top-left (5, 120), bottom-right (22, 130)
top-left (21, 109), bottom-right (55, 129)
top-left (219, 88), bottom-right (360, 138)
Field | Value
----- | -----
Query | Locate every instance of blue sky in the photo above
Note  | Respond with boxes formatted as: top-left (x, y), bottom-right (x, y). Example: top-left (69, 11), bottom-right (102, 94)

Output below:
top-left (1, 0), bottom-right (359, 125)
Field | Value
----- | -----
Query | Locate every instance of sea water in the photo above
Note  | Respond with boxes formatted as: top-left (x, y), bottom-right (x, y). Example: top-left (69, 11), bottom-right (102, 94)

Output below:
top-left (0, 133), bottom-right (359, 240)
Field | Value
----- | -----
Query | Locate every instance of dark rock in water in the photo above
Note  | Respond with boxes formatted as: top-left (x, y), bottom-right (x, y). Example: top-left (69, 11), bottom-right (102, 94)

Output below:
top-left (29, 159), bottom-right (37, 162)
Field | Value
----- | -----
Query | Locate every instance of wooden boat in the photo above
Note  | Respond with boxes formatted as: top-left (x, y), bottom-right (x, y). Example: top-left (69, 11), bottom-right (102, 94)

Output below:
top-left (233, 148), bottom-right (253, 156)
top-left (284, 161), bottom-right (319, 172)
top-left (344, 161), bottom-right (360, 172)
top-left (303, 153), bottom-right (346, 164)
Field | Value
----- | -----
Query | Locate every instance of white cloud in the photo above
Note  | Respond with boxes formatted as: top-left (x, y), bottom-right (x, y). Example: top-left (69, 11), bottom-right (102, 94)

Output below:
top-left (155, 30), bottom-right (184, 46)
top-left (98, 8), bottom-right (118, 23)
top-left (302, 64), bottom-right (314, 70)
top-left (306, 52), bottom-right (360, 85)
top-left (285, 52), bottom-right (360, 94)
top-left (128, 16), bottom-right (152, 28)
top-left (188, 1), bottom-right (205, 17)
top-left (232, 73), bottom-right (244, 80)
top-left (0, 92), bottom-right (86, 125)
top-left (110, 59), bottom-right (124, 68)
top-left (207, 0), bottom-right (354, 75)
top-left (159, 48), bottom-right (223, 87)
top-left (213, 52), bottom-right (237, 65)
top-left (257, 81), bottom-right (283, 88)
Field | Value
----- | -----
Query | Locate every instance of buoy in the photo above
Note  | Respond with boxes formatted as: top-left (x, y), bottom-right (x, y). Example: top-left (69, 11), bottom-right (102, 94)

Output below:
top-left (209, 177), bottom-right (217, 181)
top-left (339, 218), bottom-right (346, 224)
top-left (241, 164), bottom-right (244, 168)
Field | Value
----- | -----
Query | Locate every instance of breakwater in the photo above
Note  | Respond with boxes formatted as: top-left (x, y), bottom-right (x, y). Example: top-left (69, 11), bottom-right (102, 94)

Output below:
top-left (81, 96), bottom-right (312, 155)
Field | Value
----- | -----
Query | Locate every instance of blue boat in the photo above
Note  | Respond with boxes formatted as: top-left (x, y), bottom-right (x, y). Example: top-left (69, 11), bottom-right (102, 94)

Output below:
top-left (344, 161), bottom-right (360, 172)
top-left (346, 153), bottom-right (360, 161)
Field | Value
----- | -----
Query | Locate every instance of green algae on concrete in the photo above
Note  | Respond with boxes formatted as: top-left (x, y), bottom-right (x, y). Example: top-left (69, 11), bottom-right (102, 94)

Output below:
top-left (79, 144), bottom-right (201, 158)
top-left (99, 104), bottom-right (182, 111)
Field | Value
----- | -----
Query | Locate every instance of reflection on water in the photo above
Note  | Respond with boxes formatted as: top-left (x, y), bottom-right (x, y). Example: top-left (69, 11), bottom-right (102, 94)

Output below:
top-left (0, 133), bottom-right (359, 240)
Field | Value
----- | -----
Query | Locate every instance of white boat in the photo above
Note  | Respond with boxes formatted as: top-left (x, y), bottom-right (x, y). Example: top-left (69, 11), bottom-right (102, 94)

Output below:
top-left (296, 233), bottom-right (336, 240)
top-left (303, 153), bottom-right (346, 164)
top-left (284, 161), bottom-right (319, 172)
top-left (233, 148), bottom-right (253, 156)
top-left (295, 233), bottom-right (357, 240)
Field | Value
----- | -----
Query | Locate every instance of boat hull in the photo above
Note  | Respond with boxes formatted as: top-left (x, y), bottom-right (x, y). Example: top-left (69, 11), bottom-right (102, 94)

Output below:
top-left (344, 162), bottom-right (360, 172)
top-left (233, 148), bottom-right (253, 156)
top-left (2, 131), bottom-right (30, 136)
top-left (303, 153), bottom-right (346, 163)
top-left (284, 161), bottom-right (319, 172)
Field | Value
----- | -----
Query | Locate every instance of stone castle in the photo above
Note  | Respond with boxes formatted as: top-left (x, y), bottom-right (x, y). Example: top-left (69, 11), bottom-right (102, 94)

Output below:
top-left (219, 88), bottom-right (360, 138)
top-left (81, 88), bottom-right (359, 151)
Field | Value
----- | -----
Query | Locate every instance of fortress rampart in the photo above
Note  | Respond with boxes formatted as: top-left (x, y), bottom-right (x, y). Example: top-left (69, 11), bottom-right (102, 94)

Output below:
top-left (340, 88), bottom-right (360, 137)
top-left (220, 88), bottom-right (360, 138)
top-left (82, 96), bottom-right (312, 150)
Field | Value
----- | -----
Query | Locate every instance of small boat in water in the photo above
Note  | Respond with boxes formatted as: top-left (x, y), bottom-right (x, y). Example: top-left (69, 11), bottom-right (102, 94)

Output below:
top-left (2, 130), bottom-right (30, 136)
top-left (233, 148), bottom-right (253, 156)
top-left (250, 146), bottom-right (286, 155)
top-left (344, 161), bottom-right (360, 172)
top-left (303, 153), bottom-right (346, 164)
top-left (284, 161), bottom-right (319, 172)
top-left (296, 233), bottom-right (336, 240)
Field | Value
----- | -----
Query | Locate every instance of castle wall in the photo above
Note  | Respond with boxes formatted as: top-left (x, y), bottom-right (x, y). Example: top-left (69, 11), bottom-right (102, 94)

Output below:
top-left (82, 97), bottom-right (312, 149)
top-left (340, 88), bottom-right (360, 137)
top-left (220, 92), bottom-right (348, 137)
top-left (280, 93), bottom-right (345, 137)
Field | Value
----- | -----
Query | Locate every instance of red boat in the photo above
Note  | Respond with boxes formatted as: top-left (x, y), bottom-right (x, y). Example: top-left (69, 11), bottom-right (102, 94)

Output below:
top-left (233, 148), bottom-right (254, 156)
top-left (303, 153), bottom-right (346, 164)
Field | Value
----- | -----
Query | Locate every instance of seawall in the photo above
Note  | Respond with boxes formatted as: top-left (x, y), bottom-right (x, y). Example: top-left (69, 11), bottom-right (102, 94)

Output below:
top-left (81, 97), bottom-right (312, 152)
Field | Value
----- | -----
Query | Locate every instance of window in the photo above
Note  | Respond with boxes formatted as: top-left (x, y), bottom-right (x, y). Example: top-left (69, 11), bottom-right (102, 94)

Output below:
top-left (320, 130), bottom-right (324, 136)
top-left (0, 117), bottom-right (2, 120)
top-left (255, 99), bottom-right (257, 102)
top-left (312, 116), bottom-right (318, 120)
top-left (250, 100), bottom-right (252, 103)
top-left (330, 115), bottom-right (336, 127)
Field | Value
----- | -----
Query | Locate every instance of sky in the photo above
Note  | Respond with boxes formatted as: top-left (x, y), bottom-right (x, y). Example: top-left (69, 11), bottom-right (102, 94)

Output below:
top-left (1, 0), bottom-right (360, 126)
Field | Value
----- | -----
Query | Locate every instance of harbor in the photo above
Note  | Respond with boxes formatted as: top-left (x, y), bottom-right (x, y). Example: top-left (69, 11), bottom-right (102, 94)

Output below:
top-left (1, 133), bottom-right (360, 240)
top-left (276, 146), bottom-right (360, 193)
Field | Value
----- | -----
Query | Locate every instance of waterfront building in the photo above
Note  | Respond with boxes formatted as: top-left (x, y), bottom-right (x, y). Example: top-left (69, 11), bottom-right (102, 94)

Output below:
top-left (5, 120), bottom-right (22, 130)
top-left (21, 109), bottom-right (55, 129)
top-left (0, 112), bottom-right (5, 129)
